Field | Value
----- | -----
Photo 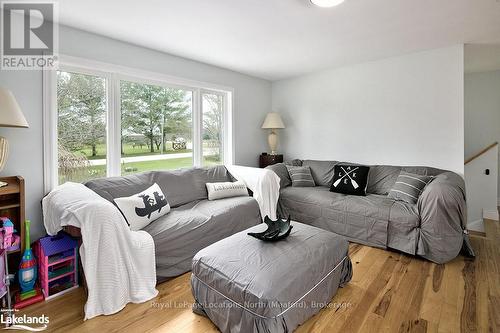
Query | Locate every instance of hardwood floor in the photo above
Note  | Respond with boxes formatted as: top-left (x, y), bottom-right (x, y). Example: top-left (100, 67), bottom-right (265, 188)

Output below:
top-left (21, 220), bottom-right (499, 333)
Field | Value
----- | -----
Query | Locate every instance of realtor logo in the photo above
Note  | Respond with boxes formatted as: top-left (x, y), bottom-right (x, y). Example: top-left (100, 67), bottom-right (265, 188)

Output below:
top-left (0, 309), bottom-right (49, 331)
top-left (1, 1), bottom-right (58, 70)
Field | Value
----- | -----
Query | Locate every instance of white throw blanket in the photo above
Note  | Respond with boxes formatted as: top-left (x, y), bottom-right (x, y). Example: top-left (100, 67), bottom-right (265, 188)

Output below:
top-left (226, 165), bottom-right (281, 220)
top-left (42, 182), bottom-right (158, 320)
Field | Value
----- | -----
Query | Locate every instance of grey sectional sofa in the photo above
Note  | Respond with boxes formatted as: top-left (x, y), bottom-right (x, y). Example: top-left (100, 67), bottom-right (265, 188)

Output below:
top-left (85, 166), bottom-right (262, 279)
top-left (267, 160), bottom-right (473, 264)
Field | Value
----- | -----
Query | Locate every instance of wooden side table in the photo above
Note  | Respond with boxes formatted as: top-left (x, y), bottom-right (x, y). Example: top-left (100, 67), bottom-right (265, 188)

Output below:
top-left (259, 154), bottom-right (283, 168)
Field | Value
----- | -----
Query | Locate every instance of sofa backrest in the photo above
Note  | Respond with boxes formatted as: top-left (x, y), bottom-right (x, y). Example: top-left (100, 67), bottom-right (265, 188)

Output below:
top-left (302, 160), bottom-right (339, 186)
top-left (264, 163), bottom-right (291, 188)
top-left (85, 165), bottom-right (233, 208)
top-left (278, 160), bottom-right (448, 195)
top-left (152, 166), bottom-right (234, 207)
top-left (365, 165), bottom-right (401, 195)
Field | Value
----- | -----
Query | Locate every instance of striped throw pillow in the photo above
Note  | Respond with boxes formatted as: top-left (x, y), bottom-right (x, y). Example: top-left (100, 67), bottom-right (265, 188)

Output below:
top-left (388, 171), bottom-right (434, 204)
top-left (286, 166), bottom-right (316, 187)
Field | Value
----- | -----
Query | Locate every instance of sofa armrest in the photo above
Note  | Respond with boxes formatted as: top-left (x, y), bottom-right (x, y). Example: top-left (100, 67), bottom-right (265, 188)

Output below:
top-left (416, 172), bottom-right (468, 263)
top-left (265, 163), bottom-right (291, 189)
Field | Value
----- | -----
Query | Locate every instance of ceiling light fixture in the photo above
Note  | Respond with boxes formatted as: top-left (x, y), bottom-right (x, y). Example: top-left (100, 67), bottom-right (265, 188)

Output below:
top-left (310, 0), bottom-right (345, 8)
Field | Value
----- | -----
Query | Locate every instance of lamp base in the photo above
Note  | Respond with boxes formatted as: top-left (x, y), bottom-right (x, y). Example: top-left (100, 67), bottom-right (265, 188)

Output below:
top-left (268, 130), bottom-right (278, 155)
top-left (0, 136), bottom-right (8, 173)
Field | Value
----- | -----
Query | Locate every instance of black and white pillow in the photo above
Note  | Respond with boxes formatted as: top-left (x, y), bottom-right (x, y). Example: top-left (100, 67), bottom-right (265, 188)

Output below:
top-left (286, 166), bottom-right (315, 187)
top-left (206, 181), bottom-right (249, 200)
top-left (114, 183), bottom-right (170, 231)
top-left (330, 165), bottom-right (370, 196)
top-left (388, 171), bottom-right (434, 204)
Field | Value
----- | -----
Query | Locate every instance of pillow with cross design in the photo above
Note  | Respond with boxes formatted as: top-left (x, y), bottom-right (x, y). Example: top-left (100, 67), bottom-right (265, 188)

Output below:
top-left (329, 165), bottom-right (370, 196)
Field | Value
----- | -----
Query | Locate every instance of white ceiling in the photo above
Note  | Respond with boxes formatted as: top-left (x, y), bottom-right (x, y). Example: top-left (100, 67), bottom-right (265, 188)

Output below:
top-left (58, 0), bottom-right (500, 81)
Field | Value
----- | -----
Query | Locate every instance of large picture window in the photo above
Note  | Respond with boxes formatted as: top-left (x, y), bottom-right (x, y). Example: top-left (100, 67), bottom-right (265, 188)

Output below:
top-left (45, 57), bottom-right (233, 190)
top-left (120, 81), bottom-right (194, 174)
top-left (202, 90), bottom-right (225, 166)
top-left (57, 71), bottom-right (107, 183)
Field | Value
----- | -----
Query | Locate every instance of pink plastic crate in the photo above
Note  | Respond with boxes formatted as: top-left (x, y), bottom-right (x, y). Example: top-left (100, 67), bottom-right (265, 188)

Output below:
top-left (35, 232), bottom-right (78, 300)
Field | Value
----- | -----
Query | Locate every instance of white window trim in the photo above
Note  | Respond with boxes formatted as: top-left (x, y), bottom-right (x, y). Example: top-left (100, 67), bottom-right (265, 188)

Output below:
top-left (200, 89), bottom-right (232, 167)
top-left (42, 67), bottom-right (57, 194)
top-left (43, 55), bottom-right (235, 193)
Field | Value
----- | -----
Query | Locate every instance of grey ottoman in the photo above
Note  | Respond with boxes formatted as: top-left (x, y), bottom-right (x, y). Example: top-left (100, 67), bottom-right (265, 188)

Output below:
top-left (191, 222), bottom-right (352, 333)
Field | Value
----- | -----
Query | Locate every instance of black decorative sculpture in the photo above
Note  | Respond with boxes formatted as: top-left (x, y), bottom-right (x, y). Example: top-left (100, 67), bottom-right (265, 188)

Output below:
top-left (248, 216), bottom-right (293, 241)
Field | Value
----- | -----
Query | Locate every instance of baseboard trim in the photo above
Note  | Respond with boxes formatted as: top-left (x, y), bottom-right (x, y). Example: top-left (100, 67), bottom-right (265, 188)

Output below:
top-left (483, 210), bottom-right (499, 221)
top-left (467, 219), bottom-right (485, 232)
top-left (469, 229), bottom-right (487, 237)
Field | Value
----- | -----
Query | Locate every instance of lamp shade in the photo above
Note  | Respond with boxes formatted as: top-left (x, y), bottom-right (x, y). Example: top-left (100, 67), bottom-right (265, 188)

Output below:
top-left (261, 112), bottom-right (285, 129)
top-left (0, 88), bottom-right (29, 128)
top-left (310, 0), bottom-right (345, 8)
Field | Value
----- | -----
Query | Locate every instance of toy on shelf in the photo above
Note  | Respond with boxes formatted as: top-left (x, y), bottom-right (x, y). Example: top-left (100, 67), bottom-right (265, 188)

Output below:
top-left (35, 231), bottom-right (78, 300)
top-left (14, 220), bottom-right (43, 309)
top-left (1, 216), bottom-right (21, 316)
top-left (0, 217), bottom-right (20, 252)
top-left (0, 225), bottom-right (12, 314)
top-left (0, 245), bottom-right (12, 327)
top-left (0, 249), bottom-right (7, 299)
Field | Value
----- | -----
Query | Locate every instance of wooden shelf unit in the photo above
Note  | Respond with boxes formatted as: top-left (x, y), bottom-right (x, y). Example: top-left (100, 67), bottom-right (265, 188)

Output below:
top-left (0, 176), bottom-right (25, 275)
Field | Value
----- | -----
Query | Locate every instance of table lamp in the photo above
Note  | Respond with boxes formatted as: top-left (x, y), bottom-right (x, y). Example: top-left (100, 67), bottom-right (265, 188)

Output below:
top-left (0, 88), bottom-right (29, 173)
top-left (261, 112), bottom-right (285, 155)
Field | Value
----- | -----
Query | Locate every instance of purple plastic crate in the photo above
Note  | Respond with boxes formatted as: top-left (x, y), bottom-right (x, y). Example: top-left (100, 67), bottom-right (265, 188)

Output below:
top-left (39, 232), bottom-right (78, 257)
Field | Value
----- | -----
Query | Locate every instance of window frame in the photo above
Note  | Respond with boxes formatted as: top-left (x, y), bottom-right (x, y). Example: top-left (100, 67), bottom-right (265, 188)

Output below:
top-left (200, 88), bottom-right (230, 167)
top-left (43, 55), bottom-right (234, 193)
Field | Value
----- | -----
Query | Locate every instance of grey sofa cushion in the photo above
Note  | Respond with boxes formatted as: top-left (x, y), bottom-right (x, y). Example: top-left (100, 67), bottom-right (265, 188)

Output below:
top-left (265, 163), bottom-right (291, 188)
top-left (85, 171), bottom-right (155, 203)
top-left (401, 166), bottom-right (445, 176)
top-left (278, 186), bottom-right (393, 248)
top-left (153, 166), bottom-right (233, 207)
top-left (302, 160), bottom-right (339, 186)
top-left (285, 159), bottom-right (303, 167)
top-left (286, 165), bottom-right (316, 187)
top-left (85, 165), bottom-right (233, 208)
top-left (366, 165), bottom-right (445, 195)
top-left (388, 171), bottom-right (434, 204)
top-left (278, 186), bottom-right (345, 213)
top-left (366, 165), bottom-right (401, 195)
top-left (143, 196), bottom-right (261, 278)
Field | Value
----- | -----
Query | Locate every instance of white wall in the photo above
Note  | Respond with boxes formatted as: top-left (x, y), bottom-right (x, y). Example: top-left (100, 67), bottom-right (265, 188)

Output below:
top-left (272, 45), bottom-right (465, 175)
top-left (465, 146), bottom-right (499, 231)
top-left (0, 25), bottom-right (271, 241)
top-left (465, 70), bottom-right (500, 201)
